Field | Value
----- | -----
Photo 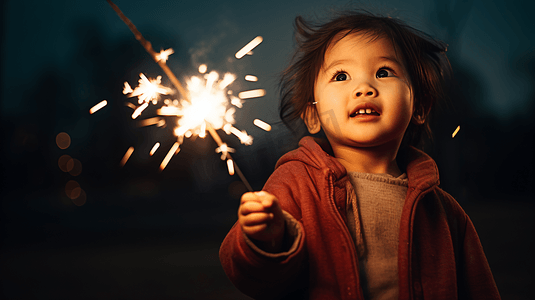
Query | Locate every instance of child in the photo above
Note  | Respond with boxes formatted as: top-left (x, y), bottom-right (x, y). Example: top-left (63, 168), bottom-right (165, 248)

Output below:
top-left (220, 10), bottom-right (500, 300)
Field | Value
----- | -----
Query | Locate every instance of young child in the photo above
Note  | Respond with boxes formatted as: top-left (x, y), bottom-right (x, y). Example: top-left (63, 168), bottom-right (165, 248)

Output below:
top-left (220, 11), bottom-right (500, 300)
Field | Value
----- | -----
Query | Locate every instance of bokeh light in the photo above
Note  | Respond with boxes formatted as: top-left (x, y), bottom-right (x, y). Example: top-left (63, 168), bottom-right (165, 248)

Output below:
top-left (71, 189), bottom-right (87, 206)
top-left (68, 158), bottom-right (82, 176)
top-left (65, 180), bottom-right (81, 199)
top-left (58, 154), bottom-right (73, 172)
top-left (55, 132), bottom-right (71, 149)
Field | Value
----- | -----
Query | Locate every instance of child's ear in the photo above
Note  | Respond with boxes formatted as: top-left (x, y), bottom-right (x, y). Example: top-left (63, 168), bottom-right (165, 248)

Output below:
top-left (302, 103), bottom-right (321, 134)
top-left (411, 114), bottom-right (425, 125)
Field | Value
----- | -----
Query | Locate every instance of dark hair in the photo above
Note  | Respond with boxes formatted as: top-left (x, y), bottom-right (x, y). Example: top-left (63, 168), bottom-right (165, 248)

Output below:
top-left (279, 10), bottom-right (451, 149)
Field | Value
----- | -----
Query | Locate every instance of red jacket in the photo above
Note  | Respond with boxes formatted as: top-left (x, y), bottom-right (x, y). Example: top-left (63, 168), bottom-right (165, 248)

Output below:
top-left (220, 137), bottom-right (500, 299)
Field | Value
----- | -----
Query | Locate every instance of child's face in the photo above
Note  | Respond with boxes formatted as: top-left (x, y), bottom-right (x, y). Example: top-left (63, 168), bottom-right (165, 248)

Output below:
top-left (311, 33), bottom-right (413, 152)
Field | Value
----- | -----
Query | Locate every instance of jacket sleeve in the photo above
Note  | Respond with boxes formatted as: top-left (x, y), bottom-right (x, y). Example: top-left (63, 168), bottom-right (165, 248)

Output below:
top-left (219, 162), bottom-right (310, 299)
top-left (457, 215), bottom-right (501, 300)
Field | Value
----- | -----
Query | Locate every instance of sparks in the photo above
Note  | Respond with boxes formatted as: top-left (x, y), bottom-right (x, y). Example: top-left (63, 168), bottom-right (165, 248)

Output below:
top-left (238, 89), bottom-right (266, 99)
top-left (126, 73), bottom-right (173, 105)
top-left (105, 0), bottom-right (261, 191)
top-left (253, 119), bottom-right (271, 131)
top-left (227, 159), bottom-right (235, 175)
top-left (245, 75), bottom-right (258, 82)
top-left (215, 143), bottom-right (235, 160)
top-left (149, 142), bottom-right (160, 156)
top-left (120, 147), bottom-right (134, 167)
top-left (160, 142), bottom-right (180, 171)
top-left (452, 125), bottom-right (461, 138)
top-left (90, 100), bottom-right (108, 114)
top-left (123, 82), bottom-right (133, 94)
top-left (157, 68), bottom-right (240, 142)
top-left (138, 117), bottom-right (165, 127)
top-left (235, 36), bottom-right (263, 59)
top-left (155, 48), bottom-right (174, 62)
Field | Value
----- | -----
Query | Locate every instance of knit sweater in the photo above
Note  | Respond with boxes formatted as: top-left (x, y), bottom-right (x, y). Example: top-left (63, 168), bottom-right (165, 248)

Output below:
top-left (347, 172), bottom-right (408, 299)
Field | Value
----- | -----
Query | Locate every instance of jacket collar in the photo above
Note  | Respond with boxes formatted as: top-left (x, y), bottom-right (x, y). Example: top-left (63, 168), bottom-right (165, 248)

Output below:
top-left (276, 136), bottom-right (440, 191)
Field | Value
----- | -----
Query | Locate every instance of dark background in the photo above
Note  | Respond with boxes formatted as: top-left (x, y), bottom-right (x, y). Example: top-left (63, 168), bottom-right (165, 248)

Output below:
top-left (1, 0), bottom-right (533, 299)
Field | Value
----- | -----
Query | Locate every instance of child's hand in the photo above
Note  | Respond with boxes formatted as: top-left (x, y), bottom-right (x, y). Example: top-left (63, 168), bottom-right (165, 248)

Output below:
top-left (238, 191), bottom-right (286, 253)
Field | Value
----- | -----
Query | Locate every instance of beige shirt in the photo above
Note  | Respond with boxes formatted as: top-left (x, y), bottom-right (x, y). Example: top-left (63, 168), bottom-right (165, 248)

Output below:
top-left (346, 172), bottom-right (408, 300)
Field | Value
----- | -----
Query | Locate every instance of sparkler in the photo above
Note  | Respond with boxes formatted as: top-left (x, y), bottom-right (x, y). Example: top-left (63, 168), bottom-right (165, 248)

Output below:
top-left (104, 0), bottom-right (264, 192)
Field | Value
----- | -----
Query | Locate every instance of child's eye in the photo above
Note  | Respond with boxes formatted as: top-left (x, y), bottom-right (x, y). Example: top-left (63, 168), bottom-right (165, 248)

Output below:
top-left (376, 68), bottom-right (395, 78)
top-left (332, 71), bottom-right (350, 81)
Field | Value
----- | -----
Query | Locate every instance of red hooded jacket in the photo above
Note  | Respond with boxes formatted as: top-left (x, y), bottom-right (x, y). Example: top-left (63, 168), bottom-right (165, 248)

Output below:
top-left (220, 137), bottom-right (500, 299)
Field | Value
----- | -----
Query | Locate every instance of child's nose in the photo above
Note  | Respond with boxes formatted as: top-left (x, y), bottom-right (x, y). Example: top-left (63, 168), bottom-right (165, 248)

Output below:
top-left (355, 83), bottom-right (377, 98)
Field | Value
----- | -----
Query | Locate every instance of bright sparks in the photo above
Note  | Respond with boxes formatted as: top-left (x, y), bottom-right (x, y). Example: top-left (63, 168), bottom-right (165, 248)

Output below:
top-left (452, 125), bottom-right (461, 138)
top-left (216, 143), bottom-right (235, 160)
top-left (149, 142), bottom-right (160, 156)
top-left (157, 68), bottom-right (249, 146)
top-left (245, 75), bottom-right (258, 82)
top-left (160, 142), bottom-right (180, 170)
top-left (253, 119), bottom-right (271, 131)
top-left (198, 64), bottom-right (207, 74)
top-left (156, 48), bottom-right (174, 62)
top-left (235, 36), bottom-right (263, 59)
top-left (123, 82), bottom-right (133, 94)
top-left (238, 89), bottom-right (265, 99)
top-left (120, 147), bottom-right (134, 166)
top-left (227, 159), bottom-right (235, 175)
top-left (138, 117), bottom-right (165, 127)
top-left (125, 73), bottom-right (173, 105)
top-left (90, 100), bottom-right (108, 114)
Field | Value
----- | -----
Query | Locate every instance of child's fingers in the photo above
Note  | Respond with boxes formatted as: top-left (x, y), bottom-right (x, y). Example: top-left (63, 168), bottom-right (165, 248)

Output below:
top-left (239, 201), bottom-right (265, 216)
top-left (240, 212), bottom-right (273, 227)
top-left (242, 223), bottom-right (269, 237)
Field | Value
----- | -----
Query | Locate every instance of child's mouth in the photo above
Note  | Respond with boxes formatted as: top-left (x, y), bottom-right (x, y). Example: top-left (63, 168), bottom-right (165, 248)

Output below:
top-left (350, 108), bottom-right (380, 118)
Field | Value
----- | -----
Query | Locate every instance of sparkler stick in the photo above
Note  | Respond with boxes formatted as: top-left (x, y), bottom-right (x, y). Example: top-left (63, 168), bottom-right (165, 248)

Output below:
top-left (108, 0), bottom-right (254, 192)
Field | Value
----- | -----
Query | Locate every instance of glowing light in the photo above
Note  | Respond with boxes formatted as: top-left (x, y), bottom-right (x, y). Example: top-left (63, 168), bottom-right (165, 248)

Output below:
top-left (230, 96), bottom-right (244, 108)
top-left (150, 142), bottom-right (160, 156)
top-left (65, 180), bottom-right (81, 200)
top-left (89, 100), bottom-right (108, 114)
top-left (125, 102), bottom-right (137, 110)
top-left (104, 1), bottom-right (257, 191)
top-left (157, 68), bottom-right (239, 142)
top-left (68, 159), bottom-right (82, 176)
top-left (235, 36), bottom-right (263, 59)
top-left (228, 126), bottom-right (253, 145)
top-left (58, 154), bottom-right (73, 172)
top-left (138, 117), bottom-right (164, 127)
top-left (132, 102), bottom-right (149, 119)
top-left (198, 64), bottom-right (207, 74)
top-left (155, 48), bottom-right (174, 62)
top-left (452, 125), bottom-right (461, 138)
top-left (227, 159), bottom-right (235, 175)
top-left (216, 143), bottom-right (235, 160)
top-left (56, 132), bottom-right (71, 150)
top-left (160, 142), bottom-right (180, 171)
top-left (199, 122), bottom-right (206, 138)
top-left (120, 147), bottom-right (134, 167)
top-left (238, 89), bottom-right (266, 99)
top-left (123, 82), bottom-right (133, 94)
top-left (72, 189), bottom-right (87, 206)
top-left (245, 75), bottom-right (258, 82)
top-left (253, 119), bottom-right (271, 131)
top-left (125, 73), bottom-right (173, 105)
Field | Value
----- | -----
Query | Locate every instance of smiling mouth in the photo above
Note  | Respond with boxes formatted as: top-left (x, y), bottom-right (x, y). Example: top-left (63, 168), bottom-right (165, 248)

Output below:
top-left (350, 108), bottom-right (380, 117)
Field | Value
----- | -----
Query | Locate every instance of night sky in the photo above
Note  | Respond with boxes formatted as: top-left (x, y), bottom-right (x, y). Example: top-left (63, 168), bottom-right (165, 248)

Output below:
top-left (1, 0), bottom-right (533, 299)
